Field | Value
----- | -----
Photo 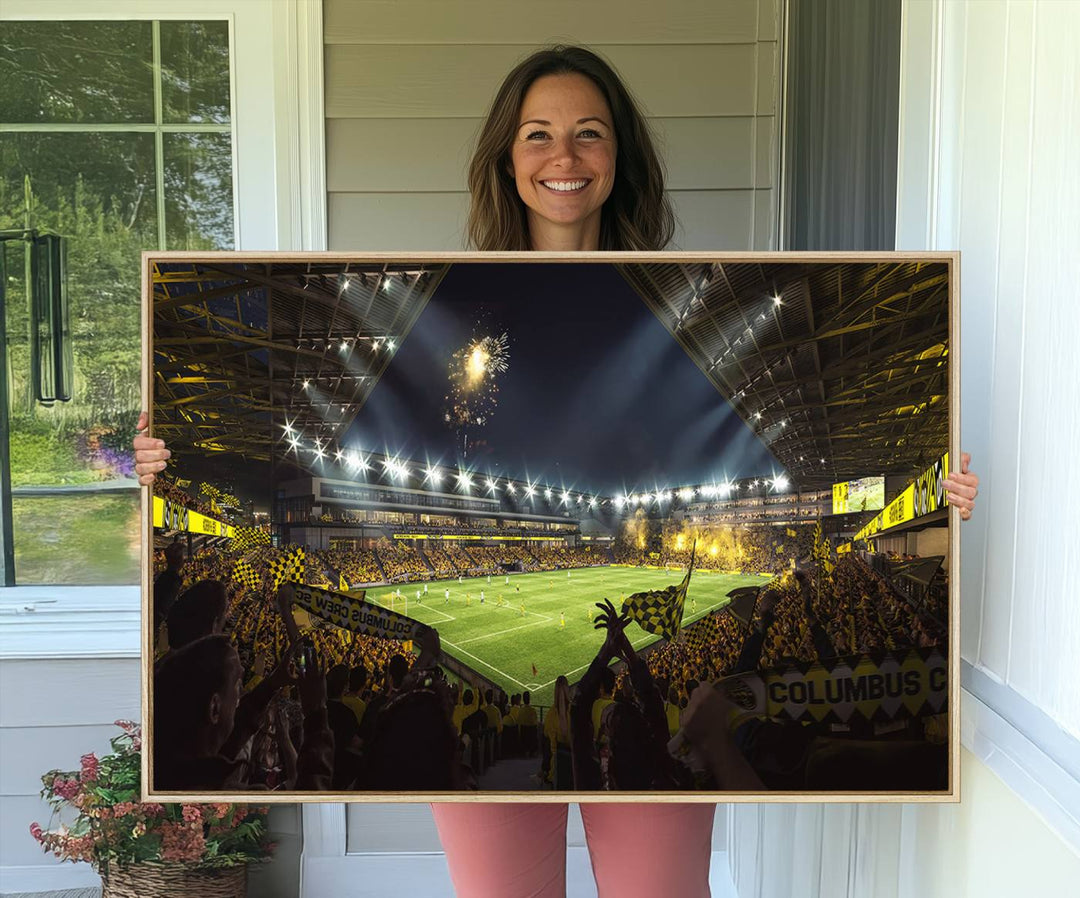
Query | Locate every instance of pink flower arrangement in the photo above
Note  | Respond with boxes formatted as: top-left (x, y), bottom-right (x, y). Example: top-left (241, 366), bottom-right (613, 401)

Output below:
top-left (80, 753), bottom-right (100, 782)
top-left (30, 722), bottom-right (272, 874)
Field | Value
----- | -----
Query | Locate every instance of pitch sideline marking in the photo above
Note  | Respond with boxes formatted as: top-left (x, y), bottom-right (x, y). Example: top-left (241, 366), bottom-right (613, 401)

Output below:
top-left (439, 639), bottom-right (531, 691)
top-left (455, 609), bottom-right (552, 648)
top-left (532, 634), bottom-right (654, 692)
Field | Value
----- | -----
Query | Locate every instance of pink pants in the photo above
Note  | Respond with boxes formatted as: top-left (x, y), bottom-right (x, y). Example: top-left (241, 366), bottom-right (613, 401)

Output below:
top-left (430, 802), bottom-right (715, 898)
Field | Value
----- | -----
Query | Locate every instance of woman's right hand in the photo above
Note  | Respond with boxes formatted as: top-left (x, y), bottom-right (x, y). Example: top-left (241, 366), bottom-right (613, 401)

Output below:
top-left (133, 411), bottom-right (170, 485)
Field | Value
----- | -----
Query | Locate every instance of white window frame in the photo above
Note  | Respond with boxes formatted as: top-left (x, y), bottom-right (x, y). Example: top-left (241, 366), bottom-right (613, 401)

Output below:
top-left (0, 0), bottom-right (326, 658)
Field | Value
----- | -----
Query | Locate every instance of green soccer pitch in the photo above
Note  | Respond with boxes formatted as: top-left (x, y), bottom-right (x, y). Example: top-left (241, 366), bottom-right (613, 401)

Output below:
top-left (366, 566), bottom-right (772, 707)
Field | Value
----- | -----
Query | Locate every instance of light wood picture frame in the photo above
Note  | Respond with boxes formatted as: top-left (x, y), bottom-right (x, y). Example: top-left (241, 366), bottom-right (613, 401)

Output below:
top-left (141, 250), bottom-right (959, 804)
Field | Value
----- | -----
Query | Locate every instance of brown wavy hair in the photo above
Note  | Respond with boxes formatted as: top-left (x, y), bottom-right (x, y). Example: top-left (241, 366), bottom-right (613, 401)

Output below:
top-left (467, 45), bottom-right (675, 251)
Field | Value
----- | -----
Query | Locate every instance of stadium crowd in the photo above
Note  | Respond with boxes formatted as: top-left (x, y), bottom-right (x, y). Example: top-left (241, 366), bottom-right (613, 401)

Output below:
top-left (613, 524), bottom-right (814, 576)
top-left (151, 516), bottom-right (947, 793)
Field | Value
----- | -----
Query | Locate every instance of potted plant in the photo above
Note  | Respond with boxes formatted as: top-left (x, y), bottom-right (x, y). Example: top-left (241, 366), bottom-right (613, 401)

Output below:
top-left (30, 720), bottom-right (273, 897)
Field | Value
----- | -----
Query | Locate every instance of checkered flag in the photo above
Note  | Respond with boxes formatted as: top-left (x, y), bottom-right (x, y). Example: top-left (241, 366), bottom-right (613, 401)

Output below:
top-left (232, 526), bottom-right (270, 552)
top-left (231, 558), bottom-right (262, 592)
top-left (622, 543), bottom-right (695, 641)
top-left (269, 546), bottom-right (305, 590)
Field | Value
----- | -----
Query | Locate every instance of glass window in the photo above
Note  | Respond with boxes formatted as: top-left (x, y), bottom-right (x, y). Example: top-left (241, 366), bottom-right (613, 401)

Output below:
top-left (1, 20), bottom-right (234, 585)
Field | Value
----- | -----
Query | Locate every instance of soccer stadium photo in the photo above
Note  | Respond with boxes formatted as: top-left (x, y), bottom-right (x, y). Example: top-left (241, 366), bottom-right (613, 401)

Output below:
top-left (145, 255), bottom-right (955, 798)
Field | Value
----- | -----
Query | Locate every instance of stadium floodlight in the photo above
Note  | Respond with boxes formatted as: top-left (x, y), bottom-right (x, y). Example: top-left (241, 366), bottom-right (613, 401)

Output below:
top-left (382, 278), bottom-right (391, 292)
top-left (589, 497), bottom-right (597, 507)
top-left (525, 485), bottom-right (536, 498)
top-left (287, 436), bottom-right (299, 452)
top-left (314, 445), bottom-right (326, 461)
top-left (773, 295), bottom-right (783, 306)
top-left (387, 339), bottom-right (396, 351)
top-left (678, 487), bottom-right (695, 502)
top-left (457, 470), bottom-right (473, 489)
top-left (334, 449), bottom-right (343, 461)
top-left (487, 478), bottom-right (498, 493)
top-left (754, 411), bottom-right (762, 420)
top-left (561, 491), bottom-right (570, 504)
top-left (340, 340), bottom-right (348, 352)
top-left (506, 483), bottom-right (516, 495)
top-left (425, 467), bottom-right (442, 485)
top-left (774, 475), bottom-right (789, 491)
top-left (302, 379), bottom-right (310, 389)
top-left (371, 340), bottom-right (380, 352)
top-left (282, 419), bottom-right (294, 435)
top-left (544, 488), bottom-right (553, 499)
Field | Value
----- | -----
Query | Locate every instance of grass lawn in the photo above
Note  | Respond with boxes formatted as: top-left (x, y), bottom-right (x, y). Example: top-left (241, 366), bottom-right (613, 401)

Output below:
top-left (12, 493), bottom-right (141, 585)
top-left (365, 565), bottom-right (771, 706)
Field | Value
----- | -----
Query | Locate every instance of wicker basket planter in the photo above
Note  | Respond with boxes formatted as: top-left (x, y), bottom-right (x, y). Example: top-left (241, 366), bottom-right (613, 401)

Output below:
top-left (101, 863), bottom-right (247, 898)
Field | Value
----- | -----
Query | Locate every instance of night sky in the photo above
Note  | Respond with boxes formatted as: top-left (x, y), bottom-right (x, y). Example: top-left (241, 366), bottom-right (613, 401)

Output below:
top-left (345, 263), bottom-right (780, 496)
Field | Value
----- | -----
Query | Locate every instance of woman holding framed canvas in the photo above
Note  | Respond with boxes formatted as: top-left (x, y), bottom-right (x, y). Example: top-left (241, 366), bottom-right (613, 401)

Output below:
top-left (135, 45), bottom-right (980, 898)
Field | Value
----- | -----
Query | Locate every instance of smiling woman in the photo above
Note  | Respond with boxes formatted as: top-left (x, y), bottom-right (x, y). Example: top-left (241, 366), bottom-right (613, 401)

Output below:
top-left (509, 73), bottom-right (617, 250)
top-left (466, 45), bottom-right (674, 252)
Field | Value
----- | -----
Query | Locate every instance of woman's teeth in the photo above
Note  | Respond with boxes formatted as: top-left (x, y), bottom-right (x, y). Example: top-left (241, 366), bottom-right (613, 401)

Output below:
top-left (542, 180), bottom-right (588, 192)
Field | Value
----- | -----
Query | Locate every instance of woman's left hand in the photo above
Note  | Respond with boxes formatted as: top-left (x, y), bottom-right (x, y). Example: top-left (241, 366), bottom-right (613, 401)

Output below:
top-left (133, 411), bottom-right (170, 485)
top-left (943, 451), bottom-right (979, 521)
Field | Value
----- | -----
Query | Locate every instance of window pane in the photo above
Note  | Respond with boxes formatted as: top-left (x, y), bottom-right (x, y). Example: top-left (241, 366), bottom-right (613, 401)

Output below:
top-left (160, 21), bottom-right (232, 124)
top-left (2, 132), bottom-right (152, 584)
top-left (164, 132), bottom-right (235, 250)
top-left (1, 20), bottom-right (234, 586)
top-left (0, 22), bottom-right (154, 124)
top-left (12, 493), bottom-right (140, 585)
top-left (1, 131), bottom-right (156, 427)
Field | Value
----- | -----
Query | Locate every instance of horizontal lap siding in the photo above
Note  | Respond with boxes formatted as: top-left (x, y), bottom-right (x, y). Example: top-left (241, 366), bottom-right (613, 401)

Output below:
top-left (0, 658), bottom-right (140, 868)
top-left (324, 0), bottom-right (762, 45)
top-left (324, 0), bottom-right (780, 251)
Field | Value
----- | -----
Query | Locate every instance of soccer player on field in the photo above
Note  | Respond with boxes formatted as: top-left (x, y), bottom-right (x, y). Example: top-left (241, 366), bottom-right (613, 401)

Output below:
top-left (480, 589), bottom-right (485, 604)
top-left (559, 612), bottom-right (565, 629)
top-left (505, 575), bottom-right (509, 585)
top-left (444, 588), bottom-right (450, 604)
top-left (520, 602), bottom-right (526, 617)
top-left (424, 583), bottom-right (428, 595)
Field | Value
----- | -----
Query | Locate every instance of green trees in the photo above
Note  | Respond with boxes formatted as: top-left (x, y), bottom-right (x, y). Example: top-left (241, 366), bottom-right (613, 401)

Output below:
top-left (1, 19), bottom-right (233, 582)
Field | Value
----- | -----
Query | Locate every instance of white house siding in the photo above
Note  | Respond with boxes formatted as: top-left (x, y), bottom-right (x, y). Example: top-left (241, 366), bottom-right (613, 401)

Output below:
top-left (0, 657), bottom-right (140, 893)
top-left (323, 0), bottom-right (782, 251)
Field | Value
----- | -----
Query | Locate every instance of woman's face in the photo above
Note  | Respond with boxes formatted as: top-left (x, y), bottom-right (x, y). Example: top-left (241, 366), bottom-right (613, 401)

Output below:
top-left (509, 73), bottom-right (617, 249)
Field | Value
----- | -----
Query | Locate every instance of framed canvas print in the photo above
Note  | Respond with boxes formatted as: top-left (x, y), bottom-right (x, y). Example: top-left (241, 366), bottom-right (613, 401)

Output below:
top-left (141, 251), bottom-right (959, 803)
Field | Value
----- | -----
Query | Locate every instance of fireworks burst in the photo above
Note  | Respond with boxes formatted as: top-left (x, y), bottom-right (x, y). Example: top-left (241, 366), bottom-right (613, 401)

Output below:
top-left (444, 332), bottom-right (510, 453)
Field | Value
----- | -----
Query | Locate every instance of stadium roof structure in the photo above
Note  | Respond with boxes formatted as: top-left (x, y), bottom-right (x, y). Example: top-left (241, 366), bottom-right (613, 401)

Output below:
top-left (152, 259), bottom-right (450, 464)
top-left (615, 259), bottom-right (950, 490)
